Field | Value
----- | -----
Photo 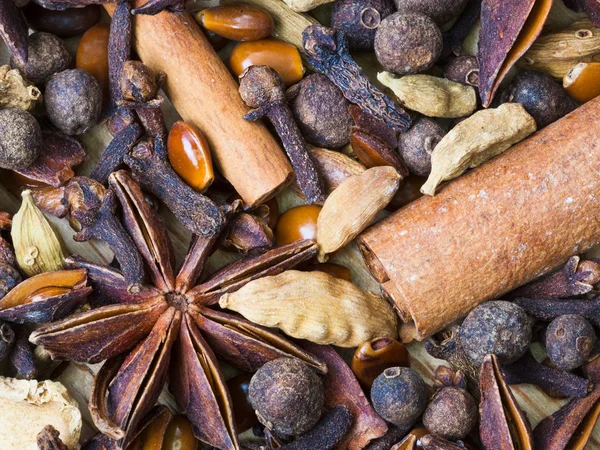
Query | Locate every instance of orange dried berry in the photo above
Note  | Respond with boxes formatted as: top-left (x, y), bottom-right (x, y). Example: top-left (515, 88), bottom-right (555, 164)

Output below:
top-left (229, 39), bottom-right (304, 86)
top-left (167, 121), bottom-right (215, 193)
top-left (163, 415), bottom-right (198, 450)
top-left (563, 62), bottom-right (600, 103)
top-left (351, 337), bottom-right (410, 389)
top-left (275, 205), bottom-right (321, 246)
top-left (197, 5), bottom-right (274, 42)
top-left (24, 286), bottom-right (71, 304)
top-left (75, 23), bottom-right (110, 97)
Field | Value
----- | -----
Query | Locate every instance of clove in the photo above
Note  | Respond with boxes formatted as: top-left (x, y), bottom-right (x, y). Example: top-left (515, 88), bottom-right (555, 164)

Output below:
top-left (240, 65), bottom-right (326, 204)
top-left (132, 0), bottom-right (185, 15)
top-left (0, 0), bottom-right (29, 66)
top-left (302, 25), bottom-right (411, 133)
top-left (124, 137), bottom-right (226, 236)
top-left (514, 296), bottom-right (600, 328)
top-left (501, 349), bottom-right (591, 398)
top-left (107, 2), bottom-right (132, 119)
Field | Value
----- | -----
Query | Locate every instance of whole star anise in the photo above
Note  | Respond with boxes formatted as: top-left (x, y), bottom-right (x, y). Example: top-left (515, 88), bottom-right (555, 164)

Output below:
top-left (30, 170), bottom-right (325, 450)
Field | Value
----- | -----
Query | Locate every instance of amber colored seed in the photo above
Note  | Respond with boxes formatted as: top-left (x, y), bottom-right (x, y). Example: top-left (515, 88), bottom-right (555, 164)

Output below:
top-left (274, 204), bottom-right (321, 246)
top-left (229, 39), bottom-right (305, 87)
top-left (302, 262), bottom-right (351, 282)
top-left (350, 130), bottom-right (405, 171)
top-left (197, 5), bottom-right (274, 42)
top-left (24, 286), bottom-right (71, 304)
top-left (411, 427), bottom-right (430, 449)
top-left (167, 121), bottom-right (215, 193)
top-left (564, 62), bottom-right (600, 103)
top-left (351, 337), bottom-right (410, 390)
top-left (227, 373), bottom-right (259, 432)
top-left (162, 415), bottom-right (198, 450)
top-left (76, 23), bottom-right (110, 97)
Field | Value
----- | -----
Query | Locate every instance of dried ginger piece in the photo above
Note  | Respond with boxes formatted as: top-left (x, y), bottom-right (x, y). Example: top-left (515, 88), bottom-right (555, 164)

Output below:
top-left (0, 65), bottom-right (41, 111)
top-left (0, 377), bottom-right (82, 450)
top-left (421, 103), bottom-right (536, 196)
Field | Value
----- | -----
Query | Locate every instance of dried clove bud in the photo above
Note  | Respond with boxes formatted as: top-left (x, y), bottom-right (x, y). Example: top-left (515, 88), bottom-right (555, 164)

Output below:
top-left (421, 103), bottom-right (536, 196)
top-left (120, 60), bottom-right (161, 104)
top-left (514, 296), bottom-right (600, 328)
top-left (545, 314), bottom-right (596, 371)
top-left (397, 118), bottom-right (445, 177)
top-left (374, 12), bottom-right (442, 75)
top-left (240, 65), bottom-right (326, 204)
top-left (394, 0), bottom-right (469, 25)
top-left (378, 73), bottom-right (477, 118)
top-left (0, 108), bottom-right (42, 170)
top-left (10, 32), bottom-right (72, 85)
top-left (303, 25), bottom-right (411, 132)
top-left (459, 300), bottom-right (532, 366)
top-left (0, 65), bottom-right (42, 111)
top-left (287, 74), bottom-right (352, 149)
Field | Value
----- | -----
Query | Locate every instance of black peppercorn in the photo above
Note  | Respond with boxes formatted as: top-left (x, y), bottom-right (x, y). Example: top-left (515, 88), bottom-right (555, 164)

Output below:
top-left (459, 300), bottom-right (532, 366)
top-left (330, 0), bottom-right (395, 52)
top-left (0, 108), bottom-right (42, 170)
top-left (422, 386), bottom-right (477, 440)
top-left (370, 366), bottom-right (428, 431)
top-left (287, 74), bottom-right (352, 149)
top-left (397, 118), bottom-right (445, 177)
top-left (45, 69), bottom-right (102, 135)
top-left (10, 32), bottom-right (72, 85)
top-left (545, 314), bottom-right (597, 371)
top-left (374, 12), bottom-right (443, 75)
top-left (393, 0), bottom-right (469, 25)
top-left (249, 358), bottom-right (324, 436)
top-left (500, 70), bottom-right (579, 129)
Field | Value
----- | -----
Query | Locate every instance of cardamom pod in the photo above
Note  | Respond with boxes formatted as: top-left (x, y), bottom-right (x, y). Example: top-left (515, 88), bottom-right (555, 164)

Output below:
top-left (11, 190), bottom-right (68, 277)
top-left (421, 103), bottom-right (536, 196)
top-left (219, 270), bottom-right (398, 347)
top-left (377, 73), bottom-right (477, 118)
top-left (0, 65), bottom-right (42, 111)
top-left (317, 166), bottom-right (400, 261)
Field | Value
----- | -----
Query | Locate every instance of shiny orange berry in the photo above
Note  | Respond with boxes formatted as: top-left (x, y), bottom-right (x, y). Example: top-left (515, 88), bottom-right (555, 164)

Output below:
top-left (162, 415), bottom-right (198, 450)
top-left (274, 205), bottom-right (321, 246)
top-left (24, 286), bottom-right (71, 304)
top-left (197, 5), bottom-right (274, 42)
top-left (351, 337), bottom-right (410, 389)
top-left (76, 23), bottom-right (110, 97)
top-left (167, 121), bottom-right (215, 193)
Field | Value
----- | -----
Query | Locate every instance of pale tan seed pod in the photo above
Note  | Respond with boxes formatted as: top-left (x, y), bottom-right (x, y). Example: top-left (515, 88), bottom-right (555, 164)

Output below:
top-left (219, 270), bottom-right (398, 347)
top-left (0, 65), bottom-right (42, 111)
top-left (11, 189), bottom-right (68, 276)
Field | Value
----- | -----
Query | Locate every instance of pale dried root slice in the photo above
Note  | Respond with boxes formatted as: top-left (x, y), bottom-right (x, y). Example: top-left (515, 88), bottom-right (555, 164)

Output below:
top-left (219, 270), bottom-right (398, 347)
top-left (317, 166), bottom-right (401, 261)
top-left (421, 103), bottom-right (536, 196)
top-left (0, 377), bottom-right (82, 450)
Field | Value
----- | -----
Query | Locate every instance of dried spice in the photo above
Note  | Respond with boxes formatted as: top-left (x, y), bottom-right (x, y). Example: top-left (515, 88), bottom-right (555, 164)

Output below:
top-left (478, 0), bottom-right (552, 107)
top-left (501, 350), bottom-right (591, 398)
top-left (501, 70), bottom-right (579, 129)
top-left (45, 69), bottom-right (103, 136)
top-left (519, 18), bottom-right (600, 78)
top-left (197, 5), bottom-right (274, 41)
top-left (316, 166), bottom-right (401, 260)
top-left (443, 56), bottom-right (479, 88)
top-left (11, 32), bottom-right (72, 85)
top-left (249, 358), bottom-right (325, 435)
top-left (14, 129), bottom-right (86, 188)
top-left (0, 65), bottom-right (42, 111)
top-left (23, 4), bottom-right (101, 38)
top-left (37, 425), bottom-right (68, 450)
top-left (350, 129), bottom-right (407, 174)
top-left (514, 296), bottom-right (600, 328)
top-left (545, 314), bottom-right (596, 371)
top-left (351, 337), bottom-right (410, 390)
top-left (220, 270), bottom-right (399, 347)
top-left (507, 256), bottom-right (600, 299)
top-left (0, 108), bottom-right (42, 170)
top-left (240, 65), bottom-right (325, 204)
top-left (370, 367), bottom-right (428, 431)
top-left (76, 23), bottom-right (109, 97)
top-left (308, 147), bottom-right (366, 193)
top-left (281, 0), bottom-right (334, 12)
top-left (479, 354), bottom-right (534, 450)
top-left (11, 190), bottom-right (68, 277)
top-left (132, 0), bottom-right (186, 15)
top-left (287, 74), bottom-right (352, 149)
top-left (0, 0), bottom-right (29, 66)
top-left (421, 103), bottom-right (536, 195)
top-left (275, 205), bottom-right (321, 246)
top-left (220, 212), bottom-right (274, 254)
top-left (443, 0), bottom-right (482, 57)
top-left (378, 73), bottom-right (477, 118)
top-left (349, 104), bottom-right (397, 149)
top-left (394, 0), bottom-right (469, 25)
top-left (31, 171), bottom-right (325, 450)
top-left (375, 13), bottom-right (443, 75)
top-left (418, 435), bottom-right (466, 450)
top-left (330, 0), bottom-right (394, 52)
top-left (564, 61), bottom-right (600, 103)
top-left (365, 426), bottom-right (409, 450)
top-left (303, 25), bottom-right (411, 132)
top-left (397, 117), bottom-right (445, 177)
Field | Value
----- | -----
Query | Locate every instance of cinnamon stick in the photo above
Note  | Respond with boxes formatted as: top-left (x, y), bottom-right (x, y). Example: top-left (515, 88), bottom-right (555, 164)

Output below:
top-left (359, 97), bottom-right (600, 340)
top-left (105, 5), bottom-right (293, 207)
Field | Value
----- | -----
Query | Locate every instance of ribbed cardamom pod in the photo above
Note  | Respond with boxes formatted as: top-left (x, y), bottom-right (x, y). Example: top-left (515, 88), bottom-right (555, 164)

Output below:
top-left (11, 189), bottom-right (68, 277)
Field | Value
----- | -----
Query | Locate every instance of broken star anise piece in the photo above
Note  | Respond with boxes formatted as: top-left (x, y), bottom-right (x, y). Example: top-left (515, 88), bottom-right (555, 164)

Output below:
top-left (30, 170), bottom-right (324, 450)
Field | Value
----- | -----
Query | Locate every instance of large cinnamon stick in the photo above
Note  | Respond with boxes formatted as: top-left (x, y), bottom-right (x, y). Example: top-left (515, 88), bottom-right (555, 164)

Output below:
top-left (105, 5), bottom-right (293, 207)
top-left (359, 97), bottom-right (600, 340)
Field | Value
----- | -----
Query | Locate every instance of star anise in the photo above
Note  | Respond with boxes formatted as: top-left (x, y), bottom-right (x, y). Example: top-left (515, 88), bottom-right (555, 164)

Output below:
top-left (30, 170), bottom-right (326, 450)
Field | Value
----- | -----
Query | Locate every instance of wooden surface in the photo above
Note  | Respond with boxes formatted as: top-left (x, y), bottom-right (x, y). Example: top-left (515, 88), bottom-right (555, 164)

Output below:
top-left (0, 5), bottom-right (599, 448)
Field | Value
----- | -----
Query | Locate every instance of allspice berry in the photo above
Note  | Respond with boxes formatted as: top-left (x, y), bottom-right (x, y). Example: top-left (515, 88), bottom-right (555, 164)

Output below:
top-left (10, 32), bottom-right (72, 85)
top-left (460, 300), bottom-right (532, 366)
top-left (0, 108), bottom-right (42, 170)
top-left (288, 74), bottom-right (352, 148)
top-left (443, 55), bottom-right (479, 88)
top-left (374, 12), bottom-right (442, 75)
top-left (546, 314), bottom-right (596, 371)
top-left (397, 117), bottom-right (445, 177)
top-left (45, 69), bottom-right (102, 135)
top-left (393, 0), bottom-right (469, 25)
top-left (423, 387), bottom-right (477, 440)
top-left (249, 358), bottom-right (324, 436)
top-left (370, 367), bottom-right (428, 430)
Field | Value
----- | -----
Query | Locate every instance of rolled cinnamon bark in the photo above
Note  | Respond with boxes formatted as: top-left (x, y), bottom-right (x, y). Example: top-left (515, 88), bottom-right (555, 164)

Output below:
top-left (359, 97), bottom-right (600, 340)
top-left (105, 5), bottom-right (293, 207)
